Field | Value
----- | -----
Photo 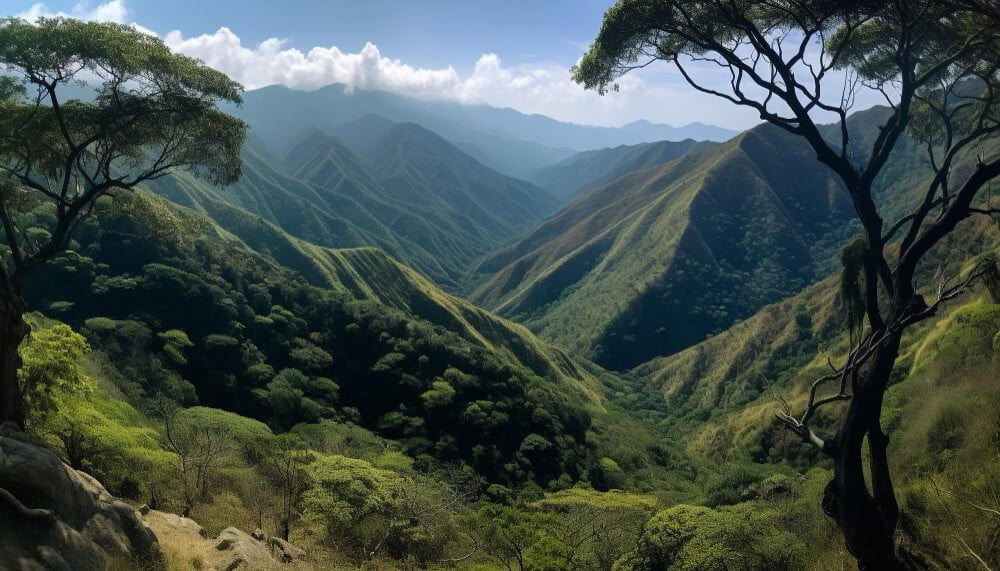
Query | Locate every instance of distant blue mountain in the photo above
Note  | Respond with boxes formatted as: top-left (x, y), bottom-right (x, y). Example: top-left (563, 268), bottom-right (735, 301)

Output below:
top-left (231, 85), bottom-right (736, 180)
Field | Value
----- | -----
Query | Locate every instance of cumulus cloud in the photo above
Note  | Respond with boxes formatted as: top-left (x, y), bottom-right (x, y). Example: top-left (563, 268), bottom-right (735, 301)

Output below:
top-left (162, 26), bottom-right (756, 128)
top-left (163, 29), bottom-right (464, 98)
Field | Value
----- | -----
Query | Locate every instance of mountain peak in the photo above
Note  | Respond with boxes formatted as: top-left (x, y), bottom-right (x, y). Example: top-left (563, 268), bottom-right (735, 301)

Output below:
top-left (337, 112), bottom-right (396, 132)
top-left (285, 128), bottom-right (353, 163)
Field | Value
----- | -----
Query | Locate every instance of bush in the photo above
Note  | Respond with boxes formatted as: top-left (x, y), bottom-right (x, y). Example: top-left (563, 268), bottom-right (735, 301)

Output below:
top-left (617, 503), bottom-right (805, 570)
top-left (927, 407), bottom-right (965, 456)
top-left (705, 463), bottom-right (769, 507)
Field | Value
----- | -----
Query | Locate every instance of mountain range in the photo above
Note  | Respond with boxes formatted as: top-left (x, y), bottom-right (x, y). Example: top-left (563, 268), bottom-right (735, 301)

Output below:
top-left (229, 84), bottom-right (736, 180)
top-left (147, 115), bottom-right (558, 291)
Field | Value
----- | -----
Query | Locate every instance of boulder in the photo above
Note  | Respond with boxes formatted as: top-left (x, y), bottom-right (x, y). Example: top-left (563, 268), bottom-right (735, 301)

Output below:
top-left (268, 536), bottom-right (307, 563)
top-left (143, 509), bottom-right (310, 569)
top-left (215, 527), bottom-right (275, 569)
top-left (146, 510), bottom-right (208, 539)
top-left (0, 433), bottom-right (162, 570)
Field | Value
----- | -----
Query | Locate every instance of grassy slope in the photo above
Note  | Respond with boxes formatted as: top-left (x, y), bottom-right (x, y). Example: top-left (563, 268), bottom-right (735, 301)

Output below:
top-left (530, 138), bottom-right (720, 201)
top-left (633, 213), bottom-right (1000, 464)
top-left (472, 124), bottom-right (855, 370)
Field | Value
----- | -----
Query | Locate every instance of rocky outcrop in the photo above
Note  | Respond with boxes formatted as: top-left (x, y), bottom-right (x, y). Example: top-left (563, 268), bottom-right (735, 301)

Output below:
top-left (215, 527), bottom-right (276, 569)
top-left (267, 537), bottom-right (307, 564)
top-left (0, 431), bottom-right (162, 570)
top-left (143, 509), bottom-right (309, 570)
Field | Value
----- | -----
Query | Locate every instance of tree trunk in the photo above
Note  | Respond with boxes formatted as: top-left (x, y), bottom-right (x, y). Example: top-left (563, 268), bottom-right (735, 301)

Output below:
top-left (827, 332), bottom-right (905, 570)
top-left (0, 293), bottom-right (29, 429)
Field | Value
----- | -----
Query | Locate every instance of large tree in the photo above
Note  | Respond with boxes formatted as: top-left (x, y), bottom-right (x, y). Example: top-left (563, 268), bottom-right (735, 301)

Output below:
top-left (0, 17), bottom-right (246, 428)
top-left (574, 1), bottom-right (1000, 568)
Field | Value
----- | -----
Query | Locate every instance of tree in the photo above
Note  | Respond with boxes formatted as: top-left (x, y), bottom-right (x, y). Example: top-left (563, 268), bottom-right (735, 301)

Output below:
top-left (618, 503), bottom-right (804, 570)
top-left (300, 453), bottom-right (406, 563)
top-left (256, 433), bottom-right (314, 541)
top-left (18, 319), bottom-right (90, 428)
top-left (532, 488), bottom-right (658, 570)
top-left (158, 403), bottom-right (236, 517)
top-left (574, 2), bottom-right (1000, 568)
top-left (465, 504), bottom-right (568, 571)
top-left (0, 17), bottom-right (246, 427)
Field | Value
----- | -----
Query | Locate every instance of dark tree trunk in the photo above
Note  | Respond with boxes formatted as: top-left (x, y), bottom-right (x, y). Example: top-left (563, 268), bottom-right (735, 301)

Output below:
top-left (0, 293), bottom-right (29, 429)
top-left (827, 332), bottom-right (905, 570)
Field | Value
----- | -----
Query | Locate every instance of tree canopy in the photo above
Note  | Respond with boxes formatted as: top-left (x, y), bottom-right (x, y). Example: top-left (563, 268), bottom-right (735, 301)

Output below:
top-left (0, 17), bottom-right (246, 285)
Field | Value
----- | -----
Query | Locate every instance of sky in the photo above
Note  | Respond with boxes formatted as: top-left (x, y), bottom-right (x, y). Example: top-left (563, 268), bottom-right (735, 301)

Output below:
top-left (3, 0), bottom-right (884, 131)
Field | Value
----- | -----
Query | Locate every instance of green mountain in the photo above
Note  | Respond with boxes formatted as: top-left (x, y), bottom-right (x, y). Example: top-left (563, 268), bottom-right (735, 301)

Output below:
top-left (471, 124), bottom-right (857, 370)
top-left (147, 121), bottom-right (558, 291)
top-left (531, 139), bottom-right (719, 201)
top-left (303, 117), bottom-right (559, 245)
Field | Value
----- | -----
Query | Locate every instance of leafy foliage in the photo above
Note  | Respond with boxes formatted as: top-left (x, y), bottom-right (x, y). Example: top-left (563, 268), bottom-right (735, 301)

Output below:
top-left (618, 503), bottom-right (805, 570)
top-left (20, 315), bottom-right (90, 427)
top-left (22, 190), bottom-right (618, 488)
top-left (0, 16), bottom-right (246, 274)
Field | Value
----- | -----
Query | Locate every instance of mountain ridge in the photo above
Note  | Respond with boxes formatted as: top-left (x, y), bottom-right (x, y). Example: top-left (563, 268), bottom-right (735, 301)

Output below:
top-left (148, 120), bottom-right (558, 291)
top-left (232, 84), bottom-right (734, 179)
top-left (471, 123), bottom-right (855, 370)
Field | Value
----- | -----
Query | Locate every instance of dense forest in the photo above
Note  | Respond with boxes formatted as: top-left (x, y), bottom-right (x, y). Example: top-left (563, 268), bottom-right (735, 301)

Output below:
top-left (1, 2), bottom-right (1000, 570)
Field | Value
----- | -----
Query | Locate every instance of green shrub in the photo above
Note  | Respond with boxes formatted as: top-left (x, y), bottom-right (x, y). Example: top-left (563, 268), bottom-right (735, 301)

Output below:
top-left (927, 407), bottom-right (965, 456)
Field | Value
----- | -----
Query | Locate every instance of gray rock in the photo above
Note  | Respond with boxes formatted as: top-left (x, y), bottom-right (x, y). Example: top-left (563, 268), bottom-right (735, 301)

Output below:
top-left (151, 510), bottom-right (206, 537)
top-left (268, 536), bottom-right (307, 563)
top-left (215, 527), bottom-right (273, 569)
top-left (0, 420), bottom-right (22, 434)
top-left (34, 545), bottom-right (71, 571)
top-left (0, 435), bottom-right (162, 570)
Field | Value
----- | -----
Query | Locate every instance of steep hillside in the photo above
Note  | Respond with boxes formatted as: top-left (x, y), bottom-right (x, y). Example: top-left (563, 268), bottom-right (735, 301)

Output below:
top-left (632, 213), bottom-right (1000, 460)
top-left (532, 139), bottom-right (719, 201)
top-left (148, 123), bottom-right (557, 291)
top-left (472, 124), bottom-right (856, 370)
top-left (295, 119), bottom-right (559, 247)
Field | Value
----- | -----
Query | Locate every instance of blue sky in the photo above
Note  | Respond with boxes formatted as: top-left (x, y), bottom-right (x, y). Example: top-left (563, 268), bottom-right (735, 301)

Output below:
top-left (6, 1), bottom-right (880, 131)
top-left (124, 1), bottom-right (610, 75)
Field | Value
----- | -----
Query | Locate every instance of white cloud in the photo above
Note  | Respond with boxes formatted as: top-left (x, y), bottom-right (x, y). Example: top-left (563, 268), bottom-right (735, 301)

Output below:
top-left (16, 0), bottom-right (128, 23)
top-left (162, 26), bottom-right (760, 129)
top-left (163, 29), bottom-right (464, 100)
